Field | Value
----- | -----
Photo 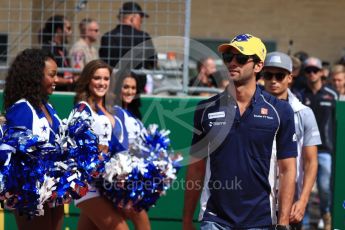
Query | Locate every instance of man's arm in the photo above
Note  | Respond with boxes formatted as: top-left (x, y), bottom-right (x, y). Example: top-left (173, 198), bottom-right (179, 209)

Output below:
top-left (290, 145), bottom-right (318, 223)
top-left (182, 156), bottom-right (206, 230)
top-left (277, 157), bottom-right (296, 225)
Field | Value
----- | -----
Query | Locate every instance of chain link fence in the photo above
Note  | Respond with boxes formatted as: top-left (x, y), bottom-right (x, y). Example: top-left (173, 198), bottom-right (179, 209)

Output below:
top-left (0, 0), bottom-right (199, 94)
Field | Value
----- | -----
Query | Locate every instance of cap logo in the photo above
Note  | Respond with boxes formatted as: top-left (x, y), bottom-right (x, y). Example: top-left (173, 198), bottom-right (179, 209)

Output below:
top-left (231, 34), bottom-right (252, 42)
top-left (308, 59), bottom-right (318, 65)
top-left (269, 55), bottom-right (282, 63)
top-left (236, 45), bottom-right (244, 51)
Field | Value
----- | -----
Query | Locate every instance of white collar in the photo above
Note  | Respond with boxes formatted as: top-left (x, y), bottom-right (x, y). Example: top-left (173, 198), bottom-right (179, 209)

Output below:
top-left (288, 89), bottom-right (305, 112)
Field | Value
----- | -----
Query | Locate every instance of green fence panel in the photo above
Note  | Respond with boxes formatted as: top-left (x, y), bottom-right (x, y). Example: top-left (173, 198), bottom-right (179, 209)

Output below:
top-left (48, 92), bottom-right (75, 119)
top-left (333, 101), bottom-right (345, 228)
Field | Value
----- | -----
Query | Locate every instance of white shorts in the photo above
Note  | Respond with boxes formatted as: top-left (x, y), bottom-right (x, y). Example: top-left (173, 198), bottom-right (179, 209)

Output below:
top-left (74, 184), bottom-right (100, 206)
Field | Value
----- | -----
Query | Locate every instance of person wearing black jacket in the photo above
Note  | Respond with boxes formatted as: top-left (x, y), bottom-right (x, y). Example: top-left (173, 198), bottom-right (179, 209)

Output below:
top-left (99, 1), bottom-right (157, 93)
top-left (301, 57), bottom-right (338, 230)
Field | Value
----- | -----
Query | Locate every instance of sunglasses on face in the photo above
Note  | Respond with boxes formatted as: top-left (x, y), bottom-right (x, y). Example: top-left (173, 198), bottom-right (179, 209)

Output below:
top-left (262, 72), bottom-right (287, 81)
top-left (222, 52), bottom-right (252, 65)
top-left (304, 67), bottom-right (320, 74)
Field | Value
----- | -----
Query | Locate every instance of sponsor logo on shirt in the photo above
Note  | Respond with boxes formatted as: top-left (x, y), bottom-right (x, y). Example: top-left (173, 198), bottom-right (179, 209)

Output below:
top-left (253, 107), bottom-right (273, 119)
top-left (261, 107), bottom-right (268, 115)
top-left (320, 101), bottom-right (332, 106)
top-left (253, 114), bottom-right (273, 120)
top-left (322, 94), bottom-right (333, 100)
top-left (209, 121), bottom-right (226, 127)
top-left (208, 111), bottom-right (225, 119)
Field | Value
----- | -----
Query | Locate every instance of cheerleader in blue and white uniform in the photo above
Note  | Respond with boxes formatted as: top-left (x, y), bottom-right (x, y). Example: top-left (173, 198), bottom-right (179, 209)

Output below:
top-left (112, 70), bottom-right (150, 230)
top-left (3, 48), bottom-right (63, 230)
top-left (71, 59), bottom-right (129, 230)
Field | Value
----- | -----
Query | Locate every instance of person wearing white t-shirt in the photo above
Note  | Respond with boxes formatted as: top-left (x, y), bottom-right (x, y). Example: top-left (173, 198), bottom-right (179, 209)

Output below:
top-left (263, 51), bottom-right (321, 229)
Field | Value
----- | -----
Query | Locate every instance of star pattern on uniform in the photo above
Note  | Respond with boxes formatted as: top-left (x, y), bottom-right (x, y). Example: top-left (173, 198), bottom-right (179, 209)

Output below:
top-left (41, 125), bottom-right (48, 133)
top-left (103, 132), bottom-right (108, 139)
top-left (104, 123), bottom-right (108, 128)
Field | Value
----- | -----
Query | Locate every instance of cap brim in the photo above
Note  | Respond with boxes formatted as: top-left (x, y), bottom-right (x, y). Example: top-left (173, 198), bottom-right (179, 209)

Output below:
top-left (140, 12), bottom-right (149, 18)
top-left (218, 44), bottom-right (232, 53)
top-left (218, 43), bottom-right (247, 56)
top-left (263, 65), bottom-right (292, 73)
top-left (119, 11), bottom-right (149, 18)
top-left (305, 64), bottom-right (321, 70)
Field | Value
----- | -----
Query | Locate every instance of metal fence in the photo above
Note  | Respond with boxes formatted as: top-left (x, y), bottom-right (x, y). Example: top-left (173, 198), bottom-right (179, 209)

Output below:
top-left (0, 0), bottom-right (206, 94)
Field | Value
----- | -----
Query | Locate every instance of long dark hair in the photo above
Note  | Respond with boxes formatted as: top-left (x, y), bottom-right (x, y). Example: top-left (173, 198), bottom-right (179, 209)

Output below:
top-left (74, 59), bottom-right (113, 109)
top-left (114, 70), bottom-right (142, 120)
top-left (4, 48), bottom-right (56, 110)
top-left (38, 15), bottom-right (65, 45)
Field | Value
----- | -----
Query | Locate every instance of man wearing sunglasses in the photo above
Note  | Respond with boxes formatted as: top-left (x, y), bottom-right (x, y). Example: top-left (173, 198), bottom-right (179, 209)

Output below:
top-left (263, 52), bottom-right (321, 230)
top-left (301, 57), bottom-right (338, 230)
top-left (183, 34), bottom-right (297, 230)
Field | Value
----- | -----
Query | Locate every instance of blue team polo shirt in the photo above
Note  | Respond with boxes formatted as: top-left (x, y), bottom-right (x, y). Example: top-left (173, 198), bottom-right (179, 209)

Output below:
top-left (190, 86), bottom-right (297, 228)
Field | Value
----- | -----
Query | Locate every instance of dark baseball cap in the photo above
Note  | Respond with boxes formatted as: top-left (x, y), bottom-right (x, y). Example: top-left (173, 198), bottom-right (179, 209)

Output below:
top-left (119, 1), bottom-right (149, 18)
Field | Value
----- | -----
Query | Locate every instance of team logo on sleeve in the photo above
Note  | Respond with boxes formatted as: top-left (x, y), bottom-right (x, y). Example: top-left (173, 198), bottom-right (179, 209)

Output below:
top-left (292, 133), bottom-right (297, 142)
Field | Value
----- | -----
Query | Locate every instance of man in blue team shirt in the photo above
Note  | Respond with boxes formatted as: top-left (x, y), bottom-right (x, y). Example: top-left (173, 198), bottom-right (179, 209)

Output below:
top-left (183, 34), bottom-right (297, 230)
top-left (301, 57), bottom-right (337, 230)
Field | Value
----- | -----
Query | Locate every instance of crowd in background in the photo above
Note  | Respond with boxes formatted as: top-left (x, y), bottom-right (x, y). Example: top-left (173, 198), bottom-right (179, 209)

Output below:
top-left (35, 4), bottom-right (345, 101)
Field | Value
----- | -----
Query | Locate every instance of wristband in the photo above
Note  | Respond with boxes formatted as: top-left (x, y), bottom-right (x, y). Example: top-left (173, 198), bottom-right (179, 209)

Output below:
top-left (275, 225), bottom-right (291, 230)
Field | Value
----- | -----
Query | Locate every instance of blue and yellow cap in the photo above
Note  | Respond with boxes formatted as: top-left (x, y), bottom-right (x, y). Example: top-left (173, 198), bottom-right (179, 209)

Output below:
top-left (218, 34), bottom-right (267, 61)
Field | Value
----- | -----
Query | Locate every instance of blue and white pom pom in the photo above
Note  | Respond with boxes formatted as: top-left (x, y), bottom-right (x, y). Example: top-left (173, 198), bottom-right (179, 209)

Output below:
top-left (100, 124), bottom-right (182, 211)
top-left (0, 126), bottom-right (89, 217)
top-left (61, 108), bottom-right (115, 188)
top-left (0, 127), bottom-right (60, 217)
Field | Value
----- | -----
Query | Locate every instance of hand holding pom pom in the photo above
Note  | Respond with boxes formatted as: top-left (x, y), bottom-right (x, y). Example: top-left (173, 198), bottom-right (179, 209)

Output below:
top-left (99, 124), bottom-right (183, 211)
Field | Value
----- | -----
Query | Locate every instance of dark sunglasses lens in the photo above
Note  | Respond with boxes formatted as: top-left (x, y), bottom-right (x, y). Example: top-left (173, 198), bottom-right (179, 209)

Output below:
top-left (263, 72), bottom-right (274, 80)
top-left (222, 53), bottom-right (250, 64)
top-left (222, 53), bottom-right (234, 63)
top-left (235, 54), bottom-right (250, 65)
top-left (263, 72), bottom-right (286, 81)
top-left (275, 73), bottom-right (286, 81)
top-left (305, 68), bottom-right (319, 74)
